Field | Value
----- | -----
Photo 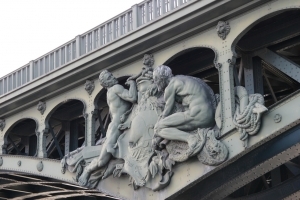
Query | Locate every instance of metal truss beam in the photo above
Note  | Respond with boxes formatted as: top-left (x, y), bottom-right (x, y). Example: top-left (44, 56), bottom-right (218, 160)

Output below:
top-left (242, 54), bottom-right (264, 94)
top-left (270, 35), bottom-right (300, 52)
top-left (7, 136), bottom-right (21, 155)
top-left (256, 48), bottom-right (300, 83)
top-left (48, 123), bottom-right (63, 159)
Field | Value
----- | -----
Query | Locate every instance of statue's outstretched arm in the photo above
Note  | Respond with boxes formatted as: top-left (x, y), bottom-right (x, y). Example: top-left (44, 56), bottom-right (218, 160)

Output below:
top-left (127, 72), bottom-right (142, 81)
top-left (115, 81), bottom-right (138, 103)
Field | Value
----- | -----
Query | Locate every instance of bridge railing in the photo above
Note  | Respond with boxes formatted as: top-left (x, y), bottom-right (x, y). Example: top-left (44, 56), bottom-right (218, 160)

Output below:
top-left (0, 0), bottom-right (192, 97)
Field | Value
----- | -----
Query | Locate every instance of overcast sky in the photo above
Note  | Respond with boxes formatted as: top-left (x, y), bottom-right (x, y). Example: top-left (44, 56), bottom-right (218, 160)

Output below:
top-left (0, 0), bottom-right (140, 78)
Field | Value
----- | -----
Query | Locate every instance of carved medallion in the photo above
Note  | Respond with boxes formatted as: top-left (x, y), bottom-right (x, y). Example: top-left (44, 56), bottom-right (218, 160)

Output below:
top-left (274, 114), bottom-right (282, 123)
top-left (37, 161), bottom-right (43, 172)
top-left (0, 157), bottom-right (3, 166)
top-left (17, 160), bottom-right (21, 166)
top-left (216, 21), bottom-right (230, 40)
top-left (84, 80), bottom-right (95, 95)
top-left (0, 119), bottom-right (5, 131)
top-left (37, 101), bottom-right (46, 115)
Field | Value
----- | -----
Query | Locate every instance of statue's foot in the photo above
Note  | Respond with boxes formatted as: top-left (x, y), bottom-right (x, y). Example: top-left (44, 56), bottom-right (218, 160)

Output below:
top-left (78, 170), bottom-right (91, 187)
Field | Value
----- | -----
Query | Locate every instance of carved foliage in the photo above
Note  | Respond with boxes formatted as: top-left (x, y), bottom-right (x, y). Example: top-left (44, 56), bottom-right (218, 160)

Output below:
top-left (37, 101), bottom-right (46, 115)
top-left (216, 21), bottom-right (230, 40)
top-left (85, 80), bottom-right (95, 95)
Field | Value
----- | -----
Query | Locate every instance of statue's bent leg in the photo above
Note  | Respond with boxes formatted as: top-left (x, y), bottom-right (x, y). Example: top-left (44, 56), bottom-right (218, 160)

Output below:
top-left (78, 121), bottom-right (121, 186)
top-left (157, 127), bottom-right (199, 149)
top-left (158, 111), bottom-right (198, 131)
top-left (157, 127), bottom-right (190, 142)
top-left (156, 109), bottom-right (207, 149)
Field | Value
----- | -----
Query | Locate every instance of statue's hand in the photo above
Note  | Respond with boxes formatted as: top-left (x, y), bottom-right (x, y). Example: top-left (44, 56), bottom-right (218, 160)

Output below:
top-left (125, 80), bottom-right (135, 86)
top-left (118, 123), bottom-right (130, 130)
top-left (120, 113), bottom-right (126, 123)
top-left (144, 70), bottom-right (153, 78)
top-left (127, 76), bottom-right (133, 82)
top-left (118, 124), bottom-right (123, 130)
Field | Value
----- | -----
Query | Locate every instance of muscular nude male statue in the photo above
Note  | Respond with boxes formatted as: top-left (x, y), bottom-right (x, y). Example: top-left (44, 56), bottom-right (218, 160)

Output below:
top-left (153, 65), bottom-right (216, 149)
top-left (78, 70), bottom-right (137, 186)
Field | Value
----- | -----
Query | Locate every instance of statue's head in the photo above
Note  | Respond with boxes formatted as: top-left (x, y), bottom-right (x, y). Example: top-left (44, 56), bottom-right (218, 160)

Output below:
top-left (143, 54), bottom-right (154, 68)
top-left (153, 65), bottom-right (173, 91)
top-left (99, 70), bottom-right (118, 89)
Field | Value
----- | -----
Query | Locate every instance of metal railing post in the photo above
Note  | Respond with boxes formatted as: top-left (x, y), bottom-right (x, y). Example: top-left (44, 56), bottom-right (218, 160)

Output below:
top-left (132, 4), bottom-right (139, 29)
top-left (153, 0), bottom-right (158, 19)
top-left (29, 61), bottom-right (34, 81)
top-left (75, 35), bottom-right (81, 58)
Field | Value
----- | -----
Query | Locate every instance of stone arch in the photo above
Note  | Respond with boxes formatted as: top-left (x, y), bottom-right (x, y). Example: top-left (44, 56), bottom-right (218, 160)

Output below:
top-left (231, 8), bottom-right (300, 56)
top-left (2, 118), bottom-right (39, 156)
top-left (163, 46), bottom-right (219, 68)
top-left (162, 46), bottom-right (220, 93)
top-left (45, 98), bottom-right (87, 127)
top-left (43, 99), bottom-right (87, 159)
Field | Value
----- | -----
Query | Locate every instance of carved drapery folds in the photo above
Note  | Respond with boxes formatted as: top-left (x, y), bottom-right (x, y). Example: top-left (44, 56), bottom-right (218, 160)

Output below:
top-left (216, 21), bottom-right (230, 40)
top-left (84, 80), bottom-right (95, 95)
top-left (37, 101), bottom-right (46, 115)
top-left (60, 54), bottom-right (266, 192)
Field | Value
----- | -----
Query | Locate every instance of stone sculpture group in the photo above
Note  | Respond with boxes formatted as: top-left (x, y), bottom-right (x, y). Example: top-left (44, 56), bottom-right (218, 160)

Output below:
top-left (61, 54), bottom-right (267, 191)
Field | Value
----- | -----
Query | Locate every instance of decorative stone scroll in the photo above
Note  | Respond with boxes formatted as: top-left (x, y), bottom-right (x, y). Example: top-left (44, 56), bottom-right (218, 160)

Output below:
top-left (216, 21), bottom-right (230, 40)
top-left (60, 54), bottom-right (267, 193)
top-left (37, 101), bottom-right (46, 115)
